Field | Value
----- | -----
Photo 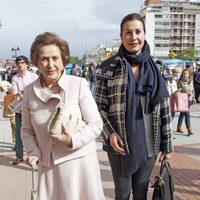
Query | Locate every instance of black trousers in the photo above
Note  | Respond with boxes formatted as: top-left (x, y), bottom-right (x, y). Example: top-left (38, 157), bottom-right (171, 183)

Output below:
top-left (107, 151), bottom-right (156, 200)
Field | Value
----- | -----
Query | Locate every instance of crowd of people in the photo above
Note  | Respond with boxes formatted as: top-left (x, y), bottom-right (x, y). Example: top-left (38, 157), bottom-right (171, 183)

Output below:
top-left (69, 62), bottom-right (97, 93)
top-left (0, 12), bottom-right (199, 200)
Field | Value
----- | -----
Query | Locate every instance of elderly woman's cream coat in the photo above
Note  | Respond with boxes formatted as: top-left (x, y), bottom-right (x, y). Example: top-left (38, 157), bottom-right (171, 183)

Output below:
top-left (21, 73), bottom-right (105, 200)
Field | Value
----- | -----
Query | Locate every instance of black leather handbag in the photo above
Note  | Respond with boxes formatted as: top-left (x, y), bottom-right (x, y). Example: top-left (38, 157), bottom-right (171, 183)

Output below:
top-left (151, 160), bottom-right (175, 200)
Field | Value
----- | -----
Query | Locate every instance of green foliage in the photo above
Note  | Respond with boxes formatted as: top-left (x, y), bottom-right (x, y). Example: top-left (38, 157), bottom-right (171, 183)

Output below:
top-left (81, 53), bottom-right (86, 63)
top-left (70, 56), bottom-right (81, 64)
top-left (174, 48), bottom-right (196, 61)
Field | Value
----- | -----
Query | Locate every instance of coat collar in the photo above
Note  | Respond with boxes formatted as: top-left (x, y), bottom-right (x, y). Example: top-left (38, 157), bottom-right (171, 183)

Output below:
top-left (33, 71), bottom-right (66, 103)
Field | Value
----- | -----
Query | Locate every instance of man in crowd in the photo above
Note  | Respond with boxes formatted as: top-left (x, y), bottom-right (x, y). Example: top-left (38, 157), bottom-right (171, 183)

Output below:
top-left (12, 55), bottom-right (38, 165)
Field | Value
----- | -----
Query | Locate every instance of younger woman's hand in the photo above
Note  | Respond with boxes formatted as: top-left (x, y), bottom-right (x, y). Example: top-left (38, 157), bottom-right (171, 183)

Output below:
top-left (159, 152), bottom-right (172, 162)
top-left (109, 133), bottom-right (125, 155)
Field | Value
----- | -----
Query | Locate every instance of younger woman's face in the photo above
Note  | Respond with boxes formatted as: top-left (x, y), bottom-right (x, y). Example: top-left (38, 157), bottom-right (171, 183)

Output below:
top-left (120, 19), bottom-right (145, 54)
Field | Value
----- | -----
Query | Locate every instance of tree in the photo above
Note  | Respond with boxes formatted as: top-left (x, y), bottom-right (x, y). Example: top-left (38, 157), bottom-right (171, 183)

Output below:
top-left (174, 48), bottom-right (196, 61)
top-left (70, 56), bottom-right (81, 64)
top-left (81, 53), bottom-right (86, 64)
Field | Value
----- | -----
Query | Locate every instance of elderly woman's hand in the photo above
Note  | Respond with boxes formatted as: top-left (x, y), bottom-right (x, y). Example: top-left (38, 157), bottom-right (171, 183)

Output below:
top-left (27, 156), bottom-right (39, 168)
top-left (51, 125), bottom-right (72, 148)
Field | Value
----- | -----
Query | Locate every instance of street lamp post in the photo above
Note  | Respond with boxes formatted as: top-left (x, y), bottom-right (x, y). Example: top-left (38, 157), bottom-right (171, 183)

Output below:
top-left (11, 47), bottom-right (20, 58)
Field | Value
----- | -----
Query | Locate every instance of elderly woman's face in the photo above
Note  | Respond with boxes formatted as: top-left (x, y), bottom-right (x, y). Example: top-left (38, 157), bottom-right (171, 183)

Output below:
top-left (120, 19), bottom-right (145, 54)
top-left (37, 44), bottom-right (64, 86)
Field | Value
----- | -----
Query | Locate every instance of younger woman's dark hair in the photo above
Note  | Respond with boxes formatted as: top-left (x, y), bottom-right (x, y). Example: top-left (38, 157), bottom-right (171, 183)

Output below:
top-left (15, 55), bottom-right (29, 65)
top-left (120, 13), bottom-right (146, 33)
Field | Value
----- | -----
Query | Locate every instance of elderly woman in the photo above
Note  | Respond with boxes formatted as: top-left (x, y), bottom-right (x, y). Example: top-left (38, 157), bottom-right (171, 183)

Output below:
top-left (21, 32), bottom-right (105, 200)
top-left (94, 13), bottom-right (173, 200)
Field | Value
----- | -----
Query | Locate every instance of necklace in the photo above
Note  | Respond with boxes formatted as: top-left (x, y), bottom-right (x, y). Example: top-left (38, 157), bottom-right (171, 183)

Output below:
top-left (40, 77), bottom-right (61, 94)
top-left (43, 86), bottom-right (60, 94)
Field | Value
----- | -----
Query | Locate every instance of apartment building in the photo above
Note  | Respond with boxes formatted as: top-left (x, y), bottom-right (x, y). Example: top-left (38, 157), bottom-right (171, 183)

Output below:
top-left (140, 1), bottom-right (200, 58)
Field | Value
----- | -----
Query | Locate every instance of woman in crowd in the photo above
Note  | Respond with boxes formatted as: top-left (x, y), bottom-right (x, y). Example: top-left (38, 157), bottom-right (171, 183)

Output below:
top-left (82, 65), bottom-right (90, 83)
top-left (94, 13), bottom-right (173, 200)
top-left (89, 62), bottom-right (96, 93)
top-left (176, 69), bottom-right (195, 136)
top-left (21, 32), bottom-right (105, 200)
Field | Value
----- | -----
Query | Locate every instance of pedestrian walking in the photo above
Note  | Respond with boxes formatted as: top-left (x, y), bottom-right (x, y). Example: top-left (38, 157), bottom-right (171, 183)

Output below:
top-left (21, 32), bottom-right (105, 200)
top-left (176, 69), bottom-right (196, 136)
top-left (82, 66), bottom-right (90, 83)
top-left (89, 62), bottom-right (96, 93)
top-left (193, 67), bottom-right (200, 103)
top-left (12, 55), bottom-right (38, 165)
top-left (94, 13), bottom-right (173, 200)
top-left (0, 80), bottom-right (16, 144)
top-left (7, 64), bottom-right (17, 84)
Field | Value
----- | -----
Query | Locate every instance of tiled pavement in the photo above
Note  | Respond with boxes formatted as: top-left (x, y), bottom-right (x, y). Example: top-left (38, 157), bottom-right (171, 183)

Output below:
top-left (98, 143), bottom-right (200, 200)
top-left (1, 146), bottom-right (200, 200)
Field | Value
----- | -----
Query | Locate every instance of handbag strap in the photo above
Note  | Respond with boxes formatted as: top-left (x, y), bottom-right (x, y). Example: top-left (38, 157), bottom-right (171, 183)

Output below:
top-left (160, 160), bottom-right (171, 175)
top-left (161, 160), bottom-right (174, 199)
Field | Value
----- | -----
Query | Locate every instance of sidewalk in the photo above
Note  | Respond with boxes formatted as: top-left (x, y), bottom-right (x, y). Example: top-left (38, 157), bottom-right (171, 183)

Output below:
top-left (0, 91), bottom-right (200, 200)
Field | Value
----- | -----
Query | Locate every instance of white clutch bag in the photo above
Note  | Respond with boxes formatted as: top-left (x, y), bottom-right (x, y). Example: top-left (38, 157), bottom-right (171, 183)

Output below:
top-left (47, 107), bottom-right (85, 135)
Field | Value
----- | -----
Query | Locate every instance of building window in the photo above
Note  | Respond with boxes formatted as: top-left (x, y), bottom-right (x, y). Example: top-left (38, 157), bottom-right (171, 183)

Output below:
top-left (163, 29), bottom-right (170, 33)
top-left (155, 29), bottom-right (163, 33)
top-left (163, 22), bottom-right (170, 26)
top-left (155, 36), bottom-right (162, 40)
top-left (155, 14), bottom-right (162, 19)
top-left (155, 21), bottom-right (162, 25)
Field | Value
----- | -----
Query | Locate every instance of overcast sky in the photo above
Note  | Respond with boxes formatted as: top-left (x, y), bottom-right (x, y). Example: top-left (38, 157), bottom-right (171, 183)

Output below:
top-left (0, 0), bottom-right (144, 61)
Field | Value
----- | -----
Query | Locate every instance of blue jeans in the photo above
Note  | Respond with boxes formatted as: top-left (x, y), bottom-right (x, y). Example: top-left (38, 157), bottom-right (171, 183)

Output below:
top-left (171, 112), bottom-right (175, 120)
top-left (90, 81), bottom-right (95, 93)
top-left (107, 151), bottom-right (156, 200)
top-left (15, 113), bottom-right (23, 159)
top-left (177, 101), bottom-right (192, 129)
